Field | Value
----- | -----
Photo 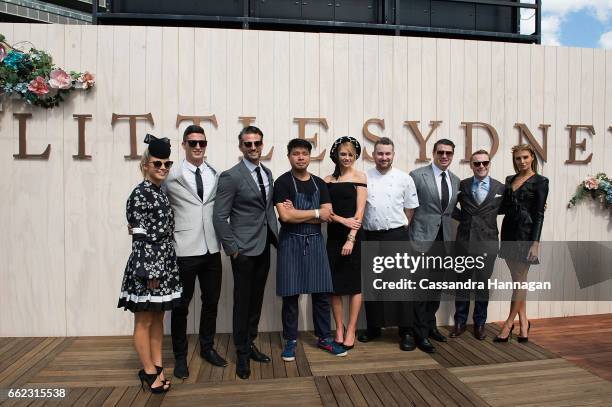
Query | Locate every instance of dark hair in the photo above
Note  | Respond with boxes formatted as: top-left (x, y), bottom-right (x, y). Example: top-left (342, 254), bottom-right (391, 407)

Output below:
top-left (287, 138), bottom-right (312, 154)
top-left (183, 125), bottom-right (205, 141)
top-left (433, 138), bottom-right (455, 152)
top-left (470, 149), bottom-right (490, 160)
top-left (238, 126), bottom-right (264, 142)
top-left (374, 137), bottom-right (394, 151)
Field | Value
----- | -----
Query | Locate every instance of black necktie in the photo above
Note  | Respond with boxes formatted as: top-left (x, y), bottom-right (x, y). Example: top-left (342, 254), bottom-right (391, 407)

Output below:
top-left (195, 167), bottom-right (203, 201)
top-left (255, 167), bottom-right (267, 203)
top-left (441, 171), bottom-right (449, 211)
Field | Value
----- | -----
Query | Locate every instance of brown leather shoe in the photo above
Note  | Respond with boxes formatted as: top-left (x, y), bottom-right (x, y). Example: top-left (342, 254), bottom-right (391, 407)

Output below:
top-left (449, 323), bottom-right (466, 338)
top-left (473, 325), bottom-right (486, 340)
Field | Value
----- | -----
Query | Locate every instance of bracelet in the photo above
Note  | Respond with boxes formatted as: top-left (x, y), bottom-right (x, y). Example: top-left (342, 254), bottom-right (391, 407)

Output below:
top-left (346, 234), bottom-right (356, 243)
top-left (314, 209), bottom-right (320, 219)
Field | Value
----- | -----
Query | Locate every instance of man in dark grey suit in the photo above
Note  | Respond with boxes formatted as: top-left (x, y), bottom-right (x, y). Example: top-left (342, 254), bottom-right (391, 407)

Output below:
top-left (451, 149), bottom-right (505, 340)
top-left (212, 126), bottom-right (279, 380)
top-left (409, 139), bottom-right (460, 353)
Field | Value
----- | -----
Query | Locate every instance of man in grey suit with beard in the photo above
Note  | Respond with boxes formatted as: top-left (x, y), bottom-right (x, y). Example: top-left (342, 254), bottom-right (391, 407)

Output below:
top-left (409, 139), bottom-right (460, 353)
top-left (213, 126), bottom-right (279, 380)
top-left (450, 149), bottom-right (505, 340)
top-left (165, 125), bottom-right (226, 379)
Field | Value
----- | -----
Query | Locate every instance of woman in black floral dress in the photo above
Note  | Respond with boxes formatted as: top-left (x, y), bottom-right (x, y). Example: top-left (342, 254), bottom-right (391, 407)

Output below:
top-left (118, 135), bottom-right (182, 393)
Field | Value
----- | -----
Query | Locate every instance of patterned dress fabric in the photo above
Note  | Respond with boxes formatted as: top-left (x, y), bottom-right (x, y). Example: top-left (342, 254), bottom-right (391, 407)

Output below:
top-left (117, 180), bottom-right (182, 312)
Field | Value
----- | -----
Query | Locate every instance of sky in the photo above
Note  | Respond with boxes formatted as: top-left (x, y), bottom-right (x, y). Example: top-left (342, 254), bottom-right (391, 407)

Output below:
top-left (521, 0), bottom-right (612, 48)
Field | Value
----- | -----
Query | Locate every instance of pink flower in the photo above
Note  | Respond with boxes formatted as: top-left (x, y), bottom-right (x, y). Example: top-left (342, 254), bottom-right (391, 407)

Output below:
top-left (48, 69), bottom-right (72, 89)
top-left (27, 76), bottom-right (49, 96)
top-left (76, 71), bottom-right (95, 89)
top-left (584, 176), bottom-right (599, 190)
top-left (0, 45), bottom-right (6, 62)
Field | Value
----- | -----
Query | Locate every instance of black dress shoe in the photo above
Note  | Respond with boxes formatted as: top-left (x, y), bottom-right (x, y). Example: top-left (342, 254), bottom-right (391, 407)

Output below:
top-left (357, 329), bottom-right (381, 343)
top-left (429, 328), bottom-right (447, 342)
top-left (201, 348), bottom-right (228, 367)
top-left (236, 354), bottom-right (250, 380)
top-left (249, 344), bottom-right (271, 363)
top-left (416, 337), bottom-right (436, 353)
top-left (173, 358), bottom-right (189, 379)
top-left (399, 334), bottom-right (416, 351)
top-left (473, 325), bottom-right (486, 340)
top-left (449, 323), bottom-right (466, 338)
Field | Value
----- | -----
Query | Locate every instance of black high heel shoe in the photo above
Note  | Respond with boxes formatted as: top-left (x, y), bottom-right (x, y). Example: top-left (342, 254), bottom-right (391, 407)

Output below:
top-left (518, 321), bottom-right (531, 343)
top-left (138, 369), bottom-right (170, 393)
top-left (493, 324), bottom-right (514, 343)
top-left (155, 365), bottom-right (171, 386)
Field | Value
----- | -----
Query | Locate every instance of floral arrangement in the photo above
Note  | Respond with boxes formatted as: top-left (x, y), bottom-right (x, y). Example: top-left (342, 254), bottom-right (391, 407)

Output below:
top-left (0, 33), bottom-right (94, 108)
top-left (568, 173), bottom-right (612, 209)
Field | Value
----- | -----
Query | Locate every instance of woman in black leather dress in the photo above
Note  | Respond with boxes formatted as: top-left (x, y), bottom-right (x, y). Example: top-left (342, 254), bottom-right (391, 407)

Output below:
top-left (494, 144), bottom-right (548, 343)
top-left (324, 137), bottom-right (367, 350)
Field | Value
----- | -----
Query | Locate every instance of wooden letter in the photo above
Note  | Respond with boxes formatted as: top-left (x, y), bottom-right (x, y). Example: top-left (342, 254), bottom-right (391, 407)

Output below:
top-left (73, 114), bottom-right (92, 160)
top-left (293, 117), bottom-right (328, 161)
top-left (565, 124), bottom-right (595, 165)
top-left (404, 120), bottom-right (442, 163)
top-left (461, 121), bottom-right (500, 162)
top-left (362, 118), bottom-right (385, 162)
top-left (111, 113), bottom-right (155, 160)
top-left (13, 113), bottom-right (51, 160)
top-left (515, 123), bottom-right (549, 163)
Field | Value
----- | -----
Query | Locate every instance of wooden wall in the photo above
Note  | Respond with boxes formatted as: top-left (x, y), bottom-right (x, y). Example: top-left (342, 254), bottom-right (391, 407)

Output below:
top-left (0, 23), bottom-right (611, 336)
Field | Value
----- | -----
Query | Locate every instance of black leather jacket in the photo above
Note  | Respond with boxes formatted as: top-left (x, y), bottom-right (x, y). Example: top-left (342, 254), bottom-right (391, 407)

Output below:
top-left (500, 174), bottom-right (549, 242)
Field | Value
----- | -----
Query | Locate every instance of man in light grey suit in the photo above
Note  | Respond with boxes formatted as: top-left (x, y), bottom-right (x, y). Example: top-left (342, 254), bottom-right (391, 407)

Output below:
top-left (409, 139), bottom-right (460, 353)
top-left (165, 125), bottom-right (226, 379)
top-left (212, 126), bottom-right (279, 380)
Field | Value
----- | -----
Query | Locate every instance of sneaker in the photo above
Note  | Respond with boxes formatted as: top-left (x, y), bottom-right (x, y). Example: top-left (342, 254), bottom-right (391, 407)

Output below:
top-left (317, 338), bottom-right (348, 357)
top-left (281, 340), bottom-right (297, 361)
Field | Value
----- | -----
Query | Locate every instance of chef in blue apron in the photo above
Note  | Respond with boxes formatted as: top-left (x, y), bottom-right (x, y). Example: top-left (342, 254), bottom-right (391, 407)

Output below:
top-left (273, 138), bottom-right (348, 361)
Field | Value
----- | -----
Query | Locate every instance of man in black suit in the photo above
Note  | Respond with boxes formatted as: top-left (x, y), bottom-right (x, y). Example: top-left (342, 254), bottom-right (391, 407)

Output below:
top-left (451, 149), bottom-right (505, 340)
top-left (212, 126), bottom-right (279, 379)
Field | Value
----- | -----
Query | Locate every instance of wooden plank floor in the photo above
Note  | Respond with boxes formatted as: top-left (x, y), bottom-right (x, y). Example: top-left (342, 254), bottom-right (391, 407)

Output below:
top-left (526, 313), bottom-right (612, 382)
top-left (1, 314), bottom-right (612, 406)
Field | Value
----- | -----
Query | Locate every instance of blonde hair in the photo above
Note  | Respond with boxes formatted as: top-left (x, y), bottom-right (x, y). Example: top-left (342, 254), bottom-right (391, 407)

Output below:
top-left (139, 149), bottom-right (151, 178)
top-left (511, 144), bottom-right (538, 173)
top-left (339, 141), bottom-right (357, 156)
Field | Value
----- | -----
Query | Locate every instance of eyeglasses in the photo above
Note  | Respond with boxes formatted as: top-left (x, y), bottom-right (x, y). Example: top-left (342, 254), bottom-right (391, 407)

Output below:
top-left (186, 140), bottom-right (207, 148)
top-left (149, 160), bottom-right (174, 169)
top-left (472, 161), bottom-right (490, 167)
top-left (243, 140), bottom-right (263, 148)
top-left (436, 150), bottom-right (454, 157)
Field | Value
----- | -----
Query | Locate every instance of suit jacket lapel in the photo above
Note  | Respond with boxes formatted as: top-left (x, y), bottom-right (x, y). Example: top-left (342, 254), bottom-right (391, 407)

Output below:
top-left (423, 166), bottom-right (441, 211)
top-left (239, 160), bottom-right (265, 206)
top-left (203, 162), bottom-right (218, 205)
top-left (479, 179), bottom-right (497, 207)
top-left (462, 178), bottom-right (476, 207)
top-left (261, 164), bottom-right (274, 205)
top-left (172, 164), bottom-right (202, 203)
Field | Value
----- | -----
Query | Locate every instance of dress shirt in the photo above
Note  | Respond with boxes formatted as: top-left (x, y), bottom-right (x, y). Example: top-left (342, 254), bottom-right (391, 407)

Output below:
top-left (242, 158), bottom-right (270, 199)
top-left (431, 163), bottom-right (453, 201)
top-left (363, 167), bottom-right (419, 231)
top-left (182, 159), bottom-right (215, 203)
top-left (471, 176), bottom-right (490, 204)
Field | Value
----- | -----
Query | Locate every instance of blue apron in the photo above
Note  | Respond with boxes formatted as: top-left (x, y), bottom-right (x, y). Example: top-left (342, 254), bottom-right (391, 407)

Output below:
top-left (276, 174), bottom-right (333, 297)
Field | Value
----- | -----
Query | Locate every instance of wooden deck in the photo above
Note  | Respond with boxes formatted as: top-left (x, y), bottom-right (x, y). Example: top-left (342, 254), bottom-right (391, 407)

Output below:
top-left (1, 315), bottom-right (612, 406)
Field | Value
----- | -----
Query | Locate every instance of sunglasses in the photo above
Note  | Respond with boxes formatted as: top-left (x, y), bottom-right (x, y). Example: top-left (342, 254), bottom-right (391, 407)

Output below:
top-left (243, 140), bottom-right (263, 148)
top-left (472, 161), bottom-right (490, 167)
top-left (149, 160), bottom-right (174, 169)
top-left (186, 140), bottom-right (207, 148)
top-left (436, 150), bottom-right (454, 157)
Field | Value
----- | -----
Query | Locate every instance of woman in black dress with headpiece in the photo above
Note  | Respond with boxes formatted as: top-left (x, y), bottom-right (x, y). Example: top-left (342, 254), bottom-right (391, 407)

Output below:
top-left (118, 135), bottom-right (182, 393)
top-left (494, 144), bottom-right (548, 343)
top-left (324, 137), bottom-right (367, 350)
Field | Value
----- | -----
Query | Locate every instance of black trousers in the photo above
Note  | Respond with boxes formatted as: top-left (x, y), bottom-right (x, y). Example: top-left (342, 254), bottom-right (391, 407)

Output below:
top-left (171, 252), bottom-right (223, 359)
top-left (454, 251), bottom-right (496, 326)
top-left (230, 243), bottom-right (271, 356)
top-left (282, 293), bottom-right (331, 341)
top-left (364, 227), bottom-right (414, 338)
